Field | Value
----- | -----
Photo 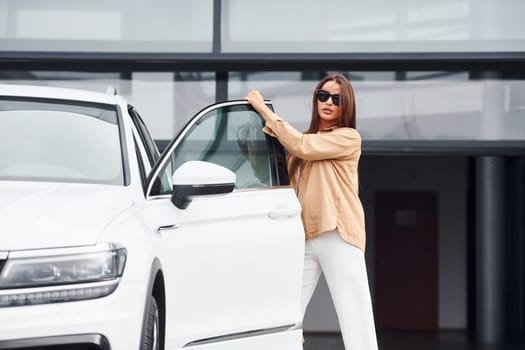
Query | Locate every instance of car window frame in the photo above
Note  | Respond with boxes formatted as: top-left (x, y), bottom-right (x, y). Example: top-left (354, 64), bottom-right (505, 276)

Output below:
top-left (145, 100), bottom-right (288, 200)
top-left (128, 105), bottom-right (160, 167)
top-left (130, 122), bottom-right (152, 193)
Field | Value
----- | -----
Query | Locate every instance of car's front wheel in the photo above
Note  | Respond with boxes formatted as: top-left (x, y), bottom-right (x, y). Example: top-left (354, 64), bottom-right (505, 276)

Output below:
top-left (141, 296), bottom-right (160, 350)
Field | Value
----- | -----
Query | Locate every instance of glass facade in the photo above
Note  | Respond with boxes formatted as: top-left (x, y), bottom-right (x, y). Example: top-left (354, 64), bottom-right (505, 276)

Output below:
top-left (222, 0), bottom-right (525, 53)
top-left (0, 71), bottom-right (216, 140)
top-left (0, 0), bottom-right (213, 52)
top-left (3, 71), bottom-right (524, 142)
top-left (2, 0), bottom-right (525, 54)
top-left (228, 72), bottom-right (525, 141)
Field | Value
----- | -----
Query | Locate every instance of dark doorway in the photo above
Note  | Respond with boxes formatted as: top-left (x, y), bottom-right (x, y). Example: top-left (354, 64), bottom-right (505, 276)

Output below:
top-left (375, 191), bottom-right (439, 330)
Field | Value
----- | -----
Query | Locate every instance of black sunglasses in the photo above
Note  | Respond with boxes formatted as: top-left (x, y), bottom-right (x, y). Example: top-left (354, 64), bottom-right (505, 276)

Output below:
top-left (316, 90), bottom-right (340, 106)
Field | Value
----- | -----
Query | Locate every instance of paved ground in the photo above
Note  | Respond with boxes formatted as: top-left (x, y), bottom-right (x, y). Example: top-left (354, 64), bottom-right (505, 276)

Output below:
top-left (302, 331), bottom-right (523, 350)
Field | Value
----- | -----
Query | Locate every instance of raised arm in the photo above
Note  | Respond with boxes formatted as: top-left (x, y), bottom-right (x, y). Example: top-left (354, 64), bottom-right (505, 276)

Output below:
top-left (246, 90), bottom-right (360, 161)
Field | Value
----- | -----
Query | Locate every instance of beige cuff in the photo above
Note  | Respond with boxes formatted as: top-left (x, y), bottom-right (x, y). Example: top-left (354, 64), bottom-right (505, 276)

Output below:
top-left (261, 114), bottom-right (283, 137)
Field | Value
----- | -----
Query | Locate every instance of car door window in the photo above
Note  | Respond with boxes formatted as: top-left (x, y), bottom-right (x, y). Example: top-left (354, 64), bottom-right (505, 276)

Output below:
top-left (174, 105), bottom-right (271, 188)
top-left (149, 103), bottom-right (273, 196)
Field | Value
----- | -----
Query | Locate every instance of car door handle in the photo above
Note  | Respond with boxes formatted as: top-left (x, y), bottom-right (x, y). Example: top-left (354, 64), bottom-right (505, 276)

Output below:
top-left (156, 224), bottom-right (181, 233)
top-left (268, 209), bottom-right (299, 220)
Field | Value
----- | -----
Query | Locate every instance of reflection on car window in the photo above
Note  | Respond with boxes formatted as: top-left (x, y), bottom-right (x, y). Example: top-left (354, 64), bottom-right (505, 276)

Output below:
top-left (0, 98), bottom-right (123, 185)
top-left (151, 104), bottom-right (272, 195)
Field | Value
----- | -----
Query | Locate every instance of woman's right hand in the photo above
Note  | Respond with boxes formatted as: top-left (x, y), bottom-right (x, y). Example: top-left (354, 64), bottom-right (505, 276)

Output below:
top-left (245, 90), bottom-right (268, 114)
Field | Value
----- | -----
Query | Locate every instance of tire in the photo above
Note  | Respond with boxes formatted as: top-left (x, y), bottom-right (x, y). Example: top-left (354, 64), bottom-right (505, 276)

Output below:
top-left (141, 296), bottom-right (160, 350)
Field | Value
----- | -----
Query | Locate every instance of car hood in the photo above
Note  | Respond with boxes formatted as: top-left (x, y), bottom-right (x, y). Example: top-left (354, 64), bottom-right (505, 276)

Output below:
top-left (0, 181), bottom-right (134, 251)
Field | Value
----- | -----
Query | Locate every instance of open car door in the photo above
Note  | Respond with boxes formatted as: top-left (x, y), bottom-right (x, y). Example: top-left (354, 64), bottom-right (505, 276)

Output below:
top-left (144, 101), bottom-right (305, 350)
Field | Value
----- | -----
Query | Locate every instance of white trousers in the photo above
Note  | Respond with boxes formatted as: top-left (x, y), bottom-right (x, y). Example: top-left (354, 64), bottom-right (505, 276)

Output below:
top-left (302, 230), bottom-right (378, 350)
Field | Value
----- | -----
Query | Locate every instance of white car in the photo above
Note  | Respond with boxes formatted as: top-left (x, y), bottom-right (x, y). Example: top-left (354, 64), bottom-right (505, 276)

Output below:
top-left (0, 84), bottom-right (305, 350)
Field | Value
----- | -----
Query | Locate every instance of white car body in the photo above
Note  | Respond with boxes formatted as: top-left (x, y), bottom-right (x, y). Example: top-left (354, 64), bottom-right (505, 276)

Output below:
top-left (0, 84), bottom-right (305, 350)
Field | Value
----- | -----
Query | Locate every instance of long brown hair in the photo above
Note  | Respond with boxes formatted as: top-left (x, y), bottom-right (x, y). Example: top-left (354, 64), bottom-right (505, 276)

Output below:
top-left (288, 73), bottom-right (356, 185)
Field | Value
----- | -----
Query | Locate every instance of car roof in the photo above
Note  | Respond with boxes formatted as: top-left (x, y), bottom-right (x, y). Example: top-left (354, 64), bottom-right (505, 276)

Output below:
top-left (0, 83), bottom-right (119, 105)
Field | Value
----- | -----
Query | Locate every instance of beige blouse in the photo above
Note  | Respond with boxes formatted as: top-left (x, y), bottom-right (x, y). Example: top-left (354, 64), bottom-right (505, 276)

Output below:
top-left (263, 115), bottom-right (366, 251)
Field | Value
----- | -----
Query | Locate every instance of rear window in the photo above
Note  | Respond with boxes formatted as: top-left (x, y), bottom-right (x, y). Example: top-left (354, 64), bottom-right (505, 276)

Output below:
top-left (0, 97), bottom-right (124, 185)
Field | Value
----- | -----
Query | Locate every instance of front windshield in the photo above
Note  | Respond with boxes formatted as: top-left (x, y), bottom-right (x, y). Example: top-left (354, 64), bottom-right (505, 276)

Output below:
top-left (0, 97), bottom-right (124, 185)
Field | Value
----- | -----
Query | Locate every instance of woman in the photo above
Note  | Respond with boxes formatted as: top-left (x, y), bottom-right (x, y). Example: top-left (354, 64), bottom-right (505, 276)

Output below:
top-left (246, 74), bottom-right (378, 350)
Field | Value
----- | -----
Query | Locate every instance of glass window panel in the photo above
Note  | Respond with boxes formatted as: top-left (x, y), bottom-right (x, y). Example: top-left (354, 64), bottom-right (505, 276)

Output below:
top-left (228, 72), bottom-right (525, 141)
top-left (0, 0), bottom-right (213, 52)
top-left (222, 0), bottom-right (525, 53)
top-left (0, 71), bottom-right (216, 141)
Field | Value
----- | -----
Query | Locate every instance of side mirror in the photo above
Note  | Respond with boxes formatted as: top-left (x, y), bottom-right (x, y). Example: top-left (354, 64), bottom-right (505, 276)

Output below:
top-left (171, 161), bottom-right (236, 209)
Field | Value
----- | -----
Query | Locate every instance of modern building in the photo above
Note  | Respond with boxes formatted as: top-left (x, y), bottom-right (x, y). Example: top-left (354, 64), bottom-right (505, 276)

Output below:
top-left (1, 0), bottom-right (524, 347)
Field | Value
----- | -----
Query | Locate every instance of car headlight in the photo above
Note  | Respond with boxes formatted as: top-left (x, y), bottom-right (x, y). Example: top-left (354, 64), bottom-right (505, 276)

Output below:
top-left (0, 243), bottom-right (126, 307)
